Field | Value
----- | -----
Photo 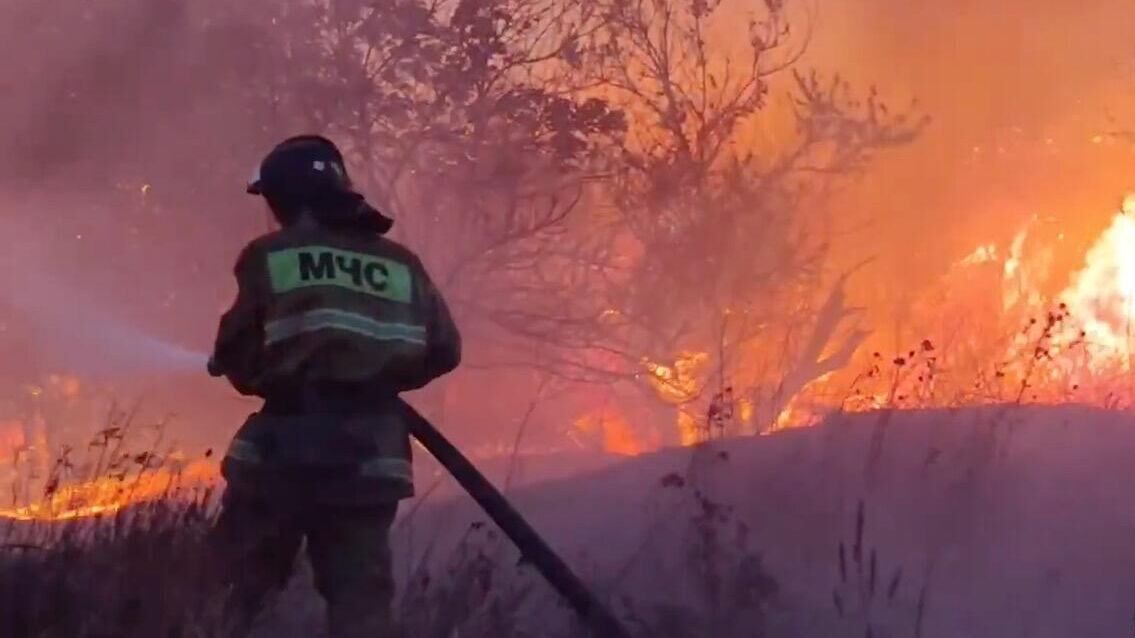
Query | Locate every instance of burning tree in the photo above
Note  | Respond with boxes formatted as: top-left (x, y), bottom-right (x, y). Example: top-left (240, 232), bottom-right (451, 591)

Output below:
top-left (482, 0), bottom-right (927, 439)
top-left (178, 0), bottom-right (929, 442)
top-left (0, 0), bottom-right (928, 451)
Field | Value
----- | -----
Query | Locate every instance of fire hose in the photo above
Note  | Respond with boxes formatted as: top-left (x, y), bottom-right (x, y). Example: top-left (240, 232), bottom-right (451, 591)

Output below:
top-left (207, 356), bottom-right (627, 636)
top-left (398, 400), bottom-right (630, 638)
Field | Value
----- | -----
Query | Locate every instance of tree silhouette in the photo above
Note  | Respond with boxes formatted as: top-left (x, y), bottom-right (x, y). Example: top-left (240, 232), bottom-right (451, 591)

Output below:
top-left (0, 0), bottom-right (928, 442)
top-left (488, 0), bottom-right (928, 435)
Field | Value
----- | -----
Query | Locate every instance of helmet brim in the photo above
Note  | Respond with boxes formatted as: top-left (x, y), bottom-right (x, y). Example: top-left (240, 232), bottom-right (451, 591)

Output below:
top-left (246, 164), bottom-right (264, 195)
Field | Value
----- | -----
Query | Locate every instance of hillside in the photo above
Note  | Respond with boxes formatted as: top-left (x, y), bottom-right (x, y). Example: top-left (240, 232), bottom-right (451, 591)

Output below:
top-left (393, 405), bottom-right (1135, 637)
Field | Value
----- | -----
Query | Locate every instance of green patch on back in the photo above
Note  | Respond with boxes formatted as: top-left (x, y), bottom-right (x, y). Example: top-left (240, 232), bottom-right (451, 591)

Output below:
top-left (267, 246), bottom-right (413, 303)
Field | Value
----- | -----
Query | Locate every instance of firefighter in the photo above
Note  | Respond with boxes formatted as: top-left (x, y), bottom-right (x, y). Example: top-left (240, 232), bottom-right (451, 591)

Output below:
top-left (206, 135), bottom-right (461, 637)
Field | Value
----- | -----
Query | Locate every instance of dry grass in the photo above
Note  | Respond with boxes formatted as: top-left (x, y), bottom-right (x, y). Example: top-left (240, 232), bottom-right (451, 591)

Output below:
top-left (0, 496), bottom-right (225, 637)
top-left (0, 445), bottom-right (783, 638)
top-left (831, 500), bottom-right (926, 638)
top-left (5, 308), bottom-right (1119, 637)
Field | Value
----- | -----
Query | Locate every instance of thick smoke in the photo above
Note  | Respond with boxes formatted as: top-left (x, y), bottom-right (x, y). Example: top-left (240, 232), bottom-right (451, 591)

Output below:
top-left (806, 0), bottom-right (1135, 311)
top-left (1, 0), bottom-right (1134, 446)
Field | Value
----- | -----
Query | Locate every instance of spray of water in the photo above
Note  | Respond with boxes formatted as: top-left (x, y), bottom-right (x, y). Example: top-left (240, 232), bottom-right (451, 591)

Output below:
top-left (1, 216), bottom-right (209, 378)
top-left (38, 305), bottom-right (210, 377)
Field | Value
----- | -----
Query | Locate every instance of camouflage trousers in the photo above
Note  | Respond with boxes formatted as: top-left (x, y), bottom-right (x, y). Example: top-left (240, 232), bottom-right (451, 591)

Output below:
top-left (210, 489), bottom-right (400, 637)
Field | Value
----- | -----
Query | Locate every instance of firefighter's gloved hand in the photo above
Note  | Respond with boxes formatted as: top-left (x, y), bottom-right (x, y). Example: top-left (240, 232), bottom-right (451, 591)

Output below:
top-left (206, 356), bottom-right (224, 377)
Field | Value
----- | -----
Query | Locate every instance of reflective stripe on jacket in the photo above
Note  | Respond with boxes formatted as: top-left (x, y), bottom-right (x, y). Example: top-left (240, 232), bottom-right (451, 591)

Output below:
top-left (209, 223), bottom-right (461, 502)
top-left (220, 407), bottom-right (415, 504)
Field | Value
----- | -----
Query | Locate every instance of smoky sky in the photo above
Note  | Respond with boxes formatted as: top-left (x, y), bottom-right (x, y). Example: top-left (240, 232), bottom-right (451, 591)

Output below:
top-left (2, 0), bottom-right (1134, 448)
top-left (805, 0), bottom-right (1135, 308)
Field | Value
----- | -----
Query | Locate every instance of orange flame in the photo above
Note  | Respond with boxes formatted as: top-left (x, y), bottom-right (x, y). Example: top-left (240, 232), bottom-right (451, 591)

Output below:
top-left (1060, 197), bottom-right (1135, 361)
top-left (644, 352), bottom-right (708, 404)
top-left (15, 194), bottom-right (1135, 499)
top-left (0, 460), bottom-right (218, 522)
top-left (571, 410), bottom-right (656, 456)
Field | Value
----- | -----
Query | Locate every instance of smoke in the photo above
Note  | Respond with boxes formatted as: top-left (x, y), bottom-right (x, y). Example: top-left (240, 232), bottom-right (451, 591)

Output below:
top-left (792, 0), bottom-right (1135, 342)
top-left (0, 0), bottom-right (1134, 448)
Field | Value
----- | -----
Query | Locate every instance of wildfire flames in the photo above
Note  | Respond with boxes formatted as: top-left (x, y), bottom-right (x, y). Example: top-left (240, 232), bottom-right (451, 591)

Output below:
top-left (6, 194), bottom-right (1135, 516)
top-left (571, 410), bottom-right (656, 456)
top-left (573, 192), bottom-right (1135, 452)
top-left (0, 460), bottom-right (217, 522)
top-left (644, 353), bottom-right (710, 446)
top-left (1060, 196), bottom-right (1135, 360)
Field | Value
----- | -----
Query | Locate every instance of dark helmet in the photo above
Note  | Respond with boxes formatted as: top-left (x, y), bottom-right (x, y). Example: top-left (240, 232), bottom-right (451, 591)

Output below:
top-left (247, 135), bottom-right (393, 234)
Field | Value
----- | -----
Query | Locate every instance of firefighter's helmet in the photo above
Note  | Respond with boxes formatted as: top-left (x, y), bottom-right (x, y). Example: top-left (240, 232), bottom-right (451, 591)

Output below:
top-left (246, 135), bottom-right (353, 199)
top-left (247, 135), bottom-right (393, 234)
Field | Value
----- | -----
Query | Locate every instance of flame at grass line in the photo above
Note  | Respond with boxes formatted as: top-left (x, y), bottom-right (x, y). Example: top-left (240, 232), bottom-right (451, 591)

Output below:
top-left (593, 192), bottom-right (1135, 449)
top-left (0, 460), bottom-right (218, 522)
top-left (15, 195), bottom-right (1135, 509)
top-left (945, 193), bottom-right (1135, 387)
top-left (570, 410), bottom-right (657, 456)
top-left (1060, 195), bottom-right (1135, 364)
